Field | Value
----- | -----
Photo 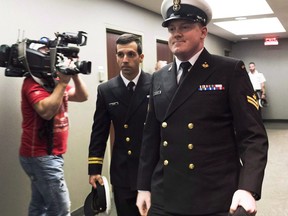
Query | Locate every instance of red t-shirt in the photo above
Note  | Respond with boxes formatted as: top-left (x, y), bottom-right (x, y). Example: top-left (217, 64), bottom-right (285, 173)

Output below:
top-left (20, 77), bottom-right (71, 157)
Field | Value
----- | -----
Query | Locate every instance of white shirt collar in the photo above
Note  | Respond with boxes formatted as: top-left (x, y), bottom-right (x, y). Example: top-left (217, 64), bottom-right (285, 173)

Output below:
top-left (120, 68), bottom-right (141, 86)
top-left (175, 48), bottom-right (204, 71)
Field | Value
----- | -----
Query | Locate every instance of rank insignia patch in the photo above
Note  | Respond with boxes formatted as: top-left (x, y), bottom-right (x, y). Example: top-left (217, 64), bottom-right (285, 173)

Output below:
top-left (247, 95), bottom-right (259, 110)
top-left (88, 157), bottom-right (103, 165)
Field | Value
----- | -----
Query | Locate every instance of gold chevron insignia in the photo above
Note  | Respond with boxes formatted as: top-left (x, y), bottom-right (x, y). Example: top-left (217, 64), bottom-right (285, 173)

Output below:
top-left (247, 95), bottom-right (259, 110)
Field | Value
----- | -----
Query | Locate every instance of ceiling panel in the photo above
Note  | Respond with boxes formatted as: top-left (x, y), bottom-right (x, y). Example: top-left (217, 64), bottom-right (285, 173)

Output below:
top-left (121, 0), bottom-right (288, 42)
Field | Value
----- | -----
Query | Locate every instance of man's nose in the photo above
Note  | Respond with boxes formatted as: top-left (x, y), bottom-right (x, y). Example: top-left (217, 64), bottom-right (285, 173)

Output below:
top-left (122, 55), bottom-right (129, 62)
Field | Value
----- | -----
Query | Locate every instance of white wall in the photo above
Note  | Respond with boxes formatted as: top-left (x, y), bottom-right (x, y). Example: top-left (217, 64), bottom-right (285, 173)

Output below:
top-left (0, 0), bottom-right (232, 215)
top-left (231, 39), bottom-right (288, 120)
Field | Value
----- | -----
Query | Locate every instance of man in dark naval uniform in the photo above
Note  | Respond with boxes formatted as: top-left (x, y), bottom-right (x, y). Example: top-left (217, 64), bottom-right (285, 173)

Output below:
top-left (136, 0), bottom-right (268, 216)
top-left (88, 34), bottom-right (151, 216)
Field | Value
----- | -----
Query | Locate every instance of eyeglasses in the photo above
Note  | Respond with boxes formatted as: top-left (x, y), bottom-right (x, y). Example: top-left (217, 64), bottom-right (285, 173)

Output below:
top-left (116, 51), bottom-right (138, 59)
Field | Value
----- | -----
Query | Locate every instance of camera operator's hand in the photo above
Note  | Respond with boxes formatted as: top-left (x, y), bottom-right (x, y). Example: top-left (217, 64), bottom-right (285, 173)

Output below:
top-left (56, 54), bottom-right (79, 75)
top-left (56, 70), bottom-right (72, 85)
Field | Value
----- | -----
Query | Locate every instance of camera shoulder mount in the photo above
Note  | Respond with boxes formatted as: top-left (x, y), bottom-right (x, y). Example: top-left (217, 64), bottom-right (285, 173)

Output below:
top-left (18, 40), bottom-right (56, 92)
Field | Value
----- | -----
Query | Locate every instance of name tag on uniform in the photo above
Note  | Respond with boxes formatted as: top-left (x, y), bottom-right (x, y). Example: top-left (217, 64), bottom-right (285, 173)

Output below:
top-left (153, 90), bottom-right (161, 96)
top-left (109, 102), bottom-right (119, 106)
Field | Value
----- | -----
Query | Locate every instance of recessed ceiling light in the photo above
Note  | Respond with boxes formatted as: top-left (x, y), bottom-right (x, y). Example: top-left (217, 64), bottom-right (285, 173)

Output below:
top-left (206, 0), bottom-right (273, 19)
top-left (214, 17), bottom-right (286, 35)
top-left (235, 17), bottom-right (247, 21)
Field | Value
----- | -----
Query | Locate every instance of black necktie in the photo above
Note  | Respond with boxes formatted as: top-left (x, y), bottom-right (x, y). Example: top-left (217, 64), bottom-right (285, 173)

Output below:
top-left (179, 62), bottom-right (192, 85)
top-left (127, 81), bottom-right (135, 95)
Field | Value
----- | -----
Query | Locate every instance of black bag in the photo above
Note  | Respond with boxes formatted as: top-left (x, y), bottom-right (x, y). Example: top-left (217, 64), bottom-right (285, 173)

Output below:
top-left (228, 206), bottom-right (255, 216)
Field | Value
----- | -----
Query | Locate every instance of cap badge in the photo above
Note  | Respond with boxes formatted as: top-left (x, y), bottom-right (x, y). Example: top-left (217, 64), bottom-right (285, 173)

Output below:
top-left (173, 0), bottom-right (181, 11)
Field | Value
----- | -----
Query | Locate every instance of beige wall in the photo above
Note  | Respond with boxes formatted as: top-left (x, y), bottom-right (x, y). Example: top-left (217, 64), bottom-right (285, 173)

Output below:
top-left (0, 0), bottom-right (231, 215)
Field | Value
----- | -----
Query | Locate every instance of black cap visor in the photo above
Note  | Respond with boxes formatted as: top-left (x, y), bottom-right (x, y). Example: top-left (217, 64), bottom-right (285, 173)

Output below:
top-left (162, 4), bottom-right (207, 27)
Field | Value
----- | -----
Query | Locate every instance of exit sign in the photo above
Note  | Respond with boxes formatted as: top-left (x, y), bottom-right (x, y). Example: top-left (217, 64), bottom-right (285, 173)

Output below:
top-left (264, 37), bottom-right (279, 46)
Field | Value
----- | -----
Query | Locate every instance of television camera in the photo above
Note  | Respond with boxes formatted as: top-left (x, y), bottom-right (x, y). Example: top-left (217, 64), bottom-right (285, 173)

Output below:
top-left (0, 31), bottom-right (91, 87)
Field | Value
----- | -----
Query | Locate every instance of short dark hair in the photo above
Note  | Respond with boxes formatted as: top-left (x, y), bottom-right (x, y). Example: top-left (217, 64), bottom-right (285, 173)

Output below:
top-left (249, 62), bottom-right (255, 65)
top-left (116, 33), bottom-right (142, 55)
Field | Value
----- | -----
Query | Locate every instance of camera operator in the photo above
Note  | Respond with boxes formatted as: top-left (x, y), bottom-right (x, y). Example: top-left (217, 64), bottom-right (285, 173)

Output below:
top-left (19, 42), bottom-right (88, 216)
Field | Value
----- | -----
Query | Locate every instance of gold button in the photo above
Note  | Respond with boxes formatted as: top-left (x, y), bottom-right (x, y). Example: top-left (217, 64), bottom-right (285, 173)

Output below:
top-left (162, 122), bottom-right (167, 128)
top-left (188, 144), bottom-right (194, 150)
top-left (163, 141), bottom-right (168, 147)
top-left (164, 160), bottom-right (169, 166)
top-left (128, 150), bottom-right (132, 155)
top-left (188, 123), bottom-right (194, 129)
top-left (189, 163), bottom-right (195, 170)
top-left (126, 137), bottom-right (130, 142)
top-left (124, 124), bottom-right (128, 129)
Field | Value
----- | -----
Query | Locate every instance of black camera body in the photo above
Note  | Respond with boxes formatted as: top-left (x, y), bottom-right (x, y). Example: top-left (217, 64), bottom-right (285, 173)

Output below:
top-left (0, 31), bottom-right (91, 80)
top-left (1, 43), bottom-right (52, 78)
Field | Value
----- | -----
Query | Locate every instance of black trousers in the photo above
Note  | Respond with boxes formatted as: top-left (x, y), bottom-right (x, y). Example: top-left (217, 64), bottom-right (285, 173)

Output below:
top-left (113, 186), bottom-right (140, 216)
top-left (148, 203), bottom-right (228, 216)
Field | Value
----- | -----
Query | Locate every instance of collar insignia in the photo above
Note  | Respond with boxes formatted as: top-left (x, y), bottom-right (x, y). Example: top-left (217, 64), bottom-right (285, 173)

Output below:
top-left (173, 0), bottom-right (181, 11)
top-left (202, 62), bottom-right (209, 68)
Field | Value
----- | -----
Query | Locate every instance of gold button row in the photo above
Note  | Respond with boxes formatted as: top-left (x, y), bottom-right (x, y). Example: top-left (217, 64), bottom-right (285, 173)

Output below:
top-left (162, 122), bottom-right (194, 129)
top-left (162, 142), bottom-right (193, 150)
top-left (163, 160), bottom-right (195, 170)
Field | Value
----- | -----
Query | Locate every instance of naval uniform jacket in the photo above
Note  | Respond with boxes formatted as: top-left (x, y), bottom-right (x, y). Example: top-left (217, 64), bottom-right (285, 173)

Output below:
top-left (89, 71), bottom-right (151, 191)
top-left (137, 49), bottom-right (268, 215)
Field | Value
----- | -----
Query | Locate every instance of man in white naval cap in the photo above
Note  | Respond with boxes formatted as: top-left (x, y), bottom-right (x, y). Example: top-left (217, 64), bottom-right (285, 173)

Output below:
top-left (136, 0), bottom-right (268, 216)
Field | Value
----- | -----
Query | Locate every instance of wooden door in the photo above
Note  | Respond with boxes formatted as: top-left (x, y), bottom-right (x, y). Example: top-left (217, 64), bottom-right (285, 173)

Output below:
top-left (156, 39), bottom-right (173, 63)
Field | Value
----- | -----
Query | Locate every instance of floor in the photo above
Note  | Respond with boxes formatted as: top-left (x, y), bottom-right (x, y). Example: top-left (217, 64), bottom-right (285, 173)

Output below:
top-left (256, 122), bottom-right (288, 216)
top-left (83, 122), bottom-right (288, 216)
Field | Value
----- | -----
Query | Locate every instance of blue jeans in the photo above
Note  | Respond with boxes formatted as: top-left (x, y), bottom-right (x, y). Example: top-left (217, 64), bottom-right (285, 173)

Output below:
top-left (20, 155), bottom-right (71, 216)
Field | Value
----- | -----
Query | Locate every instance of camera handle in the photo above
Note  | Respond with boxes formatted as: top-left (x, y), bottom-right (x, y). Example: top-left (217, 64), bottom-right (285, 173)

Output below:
top-left (50, 47), bottom-right (57, 73)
